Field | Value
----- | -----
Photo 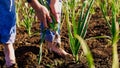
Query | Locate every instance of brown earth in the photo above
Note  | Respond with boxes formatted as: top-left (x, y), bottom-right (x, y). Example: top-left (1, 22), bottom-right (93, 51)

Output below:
top-left (0, 7), bottom-right (120, 68)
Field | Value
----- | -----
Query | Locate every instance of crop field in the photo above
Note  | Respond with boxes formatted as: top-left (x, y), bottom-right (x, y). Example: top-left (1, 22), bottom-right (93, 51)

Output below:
top-left (0, 0), bottom-right (120, 68)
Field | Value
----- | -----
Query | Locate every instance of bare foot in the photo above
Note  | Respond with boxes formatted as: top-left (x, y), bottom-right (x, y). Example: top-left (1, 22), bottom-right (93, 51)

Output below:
top-left (46, 41), bottom-right (72, 58)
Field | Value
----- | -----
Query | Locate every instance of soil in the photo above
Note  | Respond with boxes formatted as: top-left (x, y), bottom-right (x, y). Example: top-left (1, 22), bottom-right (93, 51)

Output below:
top-left (0, 7), bottom-right (120, 68)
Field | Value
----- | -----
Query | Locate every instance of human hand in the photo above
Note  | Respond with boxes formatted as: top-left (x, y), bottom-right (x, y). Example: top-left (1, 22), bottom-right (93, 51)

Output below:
top-left (50, 0), bottom-right (62, 23)
top-left (29, 0), bottom-right (52, 28)
top-left (35, 5), bottom-right (52, 28)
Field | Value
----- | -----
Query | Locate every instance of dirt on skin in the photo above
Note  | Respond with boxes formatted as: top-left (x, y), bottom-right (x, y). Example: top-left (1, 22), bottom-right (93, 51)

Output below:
top-left (0, 7), bottom-right (120, 68)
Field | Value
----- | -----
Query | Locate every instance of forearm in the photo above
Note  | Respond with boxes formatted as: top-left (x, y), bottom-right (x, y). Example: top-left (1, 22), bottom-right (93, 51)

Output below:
top-left (27, 0), bottom-right (59, 9)
top-left (50, 0), bottom-right (58, 5)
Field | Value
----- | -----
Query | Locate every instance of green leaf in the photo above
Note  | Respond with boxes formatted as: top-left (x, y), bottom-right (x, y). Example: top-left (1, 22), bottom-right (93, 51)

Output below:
top-left (74, 34), bottom-right (95, 68)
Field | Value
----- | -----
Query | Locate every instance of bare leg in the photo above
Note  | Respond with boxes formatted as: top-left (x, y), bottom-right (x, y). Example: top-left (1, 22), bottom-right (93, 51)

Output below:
top-left (4, 43), bottom-right (16, 67)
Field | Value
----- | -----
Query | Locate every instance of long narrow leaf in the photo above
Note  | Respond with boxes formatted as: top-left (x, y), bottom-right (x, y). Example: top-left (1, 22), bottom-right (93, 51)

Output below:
top-left (38, 29), bottom-right (46, 64)
top-left (74, 0), bottom-right (94, 56)
top-left (74, 34), bottom-right (95, 68)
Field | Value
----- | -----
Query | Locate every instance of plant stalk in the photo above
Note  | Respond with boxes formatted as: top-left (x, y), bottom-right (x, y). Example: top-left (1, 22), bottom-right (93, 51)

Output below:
top-left (75, 54), bottom-right (78, 62)
top-left (112, 42), bottom-right (119, 68)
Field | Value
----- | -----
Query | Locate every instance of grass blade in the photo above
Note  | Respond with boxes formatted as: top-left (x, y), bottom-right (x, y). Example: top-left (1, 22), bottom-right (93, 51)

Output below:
top-left (74, 34), bottom-right (95, 68)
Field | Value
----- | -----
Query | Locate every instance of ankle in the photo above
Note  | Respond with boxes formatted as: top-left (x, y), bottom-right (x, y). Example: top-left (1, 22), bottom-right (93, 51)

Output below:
top-left (5, 63), bottom-right (18, 68)
top-left (4, 43), bottom-right (16, 67)
top-left (5, 62), bottom-right (16, 67)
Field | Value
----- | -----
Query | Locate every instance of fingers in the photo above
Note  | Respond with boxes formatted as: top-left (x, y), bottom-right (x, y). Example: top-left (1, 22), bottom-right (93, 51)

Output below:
top-left (43, 15), bottom-right (48, 28)
top-left (50, 5), bottom-right (61, 23)
top-left (43, 7), bottom-right (52, 28)
top-left (38, 6), bottom-right (52, 28)
top-left (55, 13), bottom-right (60, 23)
top-left (43, 13), bottom-right (52, 28)
top-left (46, 13), bottom-right (52, 23)
top-left (53, 12), bottom-right (61, 23)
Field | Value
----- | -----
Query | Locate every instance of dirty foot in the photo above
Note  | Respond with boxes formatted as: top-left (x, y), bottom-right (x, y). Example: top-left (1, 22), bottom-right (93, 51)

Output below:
top-left (46, 41), bottom-right (72, 58)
